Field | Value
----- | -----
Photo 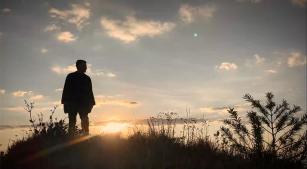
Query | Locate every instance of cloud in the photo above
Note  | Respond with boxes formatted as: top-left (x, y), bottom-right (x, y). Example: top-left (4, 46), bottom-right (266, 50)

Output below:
top-left (2, 8), bottom-right (11, 13)
top-left (54, 88), bottom-right (63, 92)
top-left (199, 106), bottom-right (234, 120)
top-left (265, 69), bottom-right (277, 74)
top-left (87, 68), bottom-right (117, 78)
top-left (0, 89), bottom-right (5, 94)
top-left (41, 48), bottom-right (48, 54)
top-left (1, 106), bottom-right (25, 112)
top-left (12, 90), bottom-right (31, 97)
top-left (50, 100), bottom-right (61, 105)
top-left (287, 52), bottom-right (307, 67)
top-left (95, 95), bottom-right (139, 107)
top-left (1, 106), bottom-right (49, 113)
top-left (49, 3), bottom-right (90, 29)
top-left (236, 0), bottom-right (262, 3)
top-left (51, 64), bottom-right (116, 78)
top-left (11, 90), bottom-right (44, 100)
top-left (199, 106), bottom-right (228, 114)
top-left (100, 16), bottom-right (175, 43)
top-left (44, 24), bottom-right (60, 32)
top-left (291, 0), bottom-right (306, 7)
top-left (88, 69), bottom-right (117, 77)
top-left (216, 62), bottom-right (238, 71)
top-left (57, 31), bottom-right (77, 43)
top-left (245, 54), bottom-right (265, 67)
top-left (106, 73), bottom-right (116, 77)
top-left (51, 65), bottom-right (76, 74)
top-left (236, 0), bottom-right (305, 7)
top-left (30, 94), bottom-right (44, 100)
top-left (179, 4), bottom-right (216, 24)
top-left (254, 54), bottom-right (265, 64)
top-left (199, 103), bottom-right (249, 119)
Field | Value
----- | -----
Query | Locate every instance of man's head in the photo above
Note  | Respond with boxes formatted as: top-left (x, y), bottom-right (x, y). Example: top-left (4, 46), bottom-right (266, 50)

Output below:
top-left (76, 60), bottom-right (87, 73)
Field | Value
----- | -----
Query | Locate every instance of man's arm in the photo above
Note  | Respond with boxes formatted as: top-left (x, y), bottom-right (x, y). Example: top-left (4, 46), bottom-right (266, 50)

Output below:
top-left (89, 78), bottom-right (95, 106)
top-left (61, 75), bottom-right (71, 104)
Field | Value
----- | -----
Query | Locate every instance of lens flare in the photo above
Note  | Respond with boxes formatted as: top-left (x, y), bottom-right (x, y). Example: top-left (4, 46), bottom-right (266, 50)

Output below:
top-left (102, 122), bottom-right (129, 133)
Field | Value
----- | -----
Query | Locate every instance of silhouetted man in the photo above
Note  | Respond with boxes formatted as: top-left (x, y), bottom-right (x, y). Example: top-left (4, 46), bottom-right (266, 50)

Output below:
top-left (61, 60), bottom-right (95, 135)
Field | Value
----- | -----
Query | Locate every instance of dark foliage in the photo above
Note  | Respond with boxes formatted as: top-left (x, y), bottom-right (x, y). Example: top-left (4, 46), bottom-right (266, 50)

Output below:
top-left (0, 93), bottom-right (306, 169)
top-left (218, 92), bottom-right (307, 167)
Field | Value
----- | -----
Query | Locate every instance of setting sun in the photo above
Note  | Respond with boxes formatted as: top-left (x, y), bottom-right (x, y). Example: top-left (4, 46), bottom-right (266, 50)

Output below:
top-left (102, 122), bottom-right (130, 133)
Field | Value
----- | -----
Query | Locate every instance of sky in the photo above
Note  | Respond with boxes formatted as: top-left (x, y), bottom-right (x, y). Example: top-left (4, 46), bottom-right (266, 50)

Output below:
top-left (0, 0), bottom-right (306, 125)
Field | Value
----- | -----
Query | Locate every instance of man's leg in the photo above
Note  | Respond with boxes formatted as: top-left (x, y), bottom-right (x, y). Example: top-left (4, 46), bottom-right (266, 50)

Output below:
top-left (68, 112), bottom-right (77, 135)
top-left (79, 113), bottom-right (89, 135)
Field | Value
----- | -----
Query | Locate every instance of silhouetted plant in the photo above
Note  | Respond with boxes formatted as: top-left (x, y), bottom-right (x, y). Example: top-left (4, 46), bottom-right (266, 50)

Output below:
top-left (218, 92), bottom-right (307, 162)
top-left (181, 107), bottom-right (197, 144)
top-left (146, 110), bottom-right (210, 145)
top-left (23, 100), bottom-right (68, 138)
top-left (183, 110), bottom-right (210, 144)
top-left (147, 112), bottom-right (178, 138)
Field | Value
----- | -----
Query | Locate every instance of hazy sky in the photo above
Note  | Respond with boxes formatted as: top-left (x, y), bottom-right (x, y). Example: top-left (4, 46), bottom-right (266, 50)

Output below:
top-left (0, 0), bottom-right (306, 125)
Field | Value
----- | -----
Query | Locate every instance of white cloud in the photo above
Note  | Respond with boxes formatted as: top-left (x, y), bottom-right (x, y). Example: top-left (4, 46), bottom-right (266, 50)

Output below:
top-left (199, 106), bottom-right (228, 114)
top-left (51, 65), bottom-right (76, 74)
top-left (2, 8), bottom-right (11, 13)
top-left (106, 72), bottom-right (116, 78)
top-left (57, 31), bottom-right (77, 43)
top-left (0, 89), bottom-right (5, 94)
top-left (55, 88), bottom-right (63, 92)
top-left (51, 64), bottom-right (116, 78)
top-left (12, 90), bottom-right (31, 97)
top-left (30, 94), bottom-right (44, 100)
top-left (216, 62), bottom-right (238, 71)
top-left (254, 54), bottom-right (265, 64)
top-left (287, 52), bottom-right (307, 67)
top-left (41, 48), bottom-right (48, 54)
top-left (11, 90), bottom-right (44, 100)
top-left (291, 0), bottom-right (306, 7)
top-left (44, 24), bottom-right (60, 32)
top-left (236, 0), bottom-right (262, 3)
top-left (95, 95), bottom-right (139, 107)
top-left (244, 54), bottom-right (265, 67)
top-left (265, 69), bottom-right (277, 74)
top-left (51, 100), bottom-right (61, 105)
top-left (84, 2), bottom-right (91, 7)
top-left (199, 103), bottom-right (249, 119)
top-left (100, 16), bottom-right (175, 43)
top-left (179, 4), bottom-right (216, 24)
top-left (236, 0), bottom-right (305, 7)
top-left (1, 106), bottom-right (50, 113)
top-left (49, 3), bottom-right (90, 29)
top-left (88, 69), bottom-right (117, 78)
top-left (87, 67), bottom-right (117, 78)
top-left (1, 106), bottom-right (24, 112)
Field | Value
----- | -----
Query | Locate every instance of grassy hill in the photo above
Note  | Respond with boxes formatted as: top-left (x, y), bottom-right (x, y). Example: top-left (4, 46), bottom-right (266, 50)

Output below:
top-left (2, 131), bottom-right (303, 169)
top-left (1, 92), bottom-right (306, 169)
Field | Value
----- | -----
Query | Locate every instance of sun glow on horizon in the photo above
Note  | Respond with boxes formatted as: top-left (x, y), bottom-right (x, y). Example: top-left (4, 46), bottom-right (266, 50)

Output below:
top-left (102, 122), bottom-right (130, 133)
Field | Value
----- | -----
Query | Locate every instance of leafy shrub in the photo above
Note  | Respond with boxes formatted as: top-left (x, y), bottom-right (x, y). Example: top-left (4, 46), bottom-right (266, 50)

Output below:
top-left (217, 92), bottom-right (307, 163)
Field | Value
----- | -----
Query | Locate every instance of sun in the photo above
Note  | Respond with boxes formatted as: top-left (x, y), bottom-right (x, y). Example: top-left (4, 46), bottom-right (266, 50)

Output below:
top-left (102, 122), bottom-right (129, 133)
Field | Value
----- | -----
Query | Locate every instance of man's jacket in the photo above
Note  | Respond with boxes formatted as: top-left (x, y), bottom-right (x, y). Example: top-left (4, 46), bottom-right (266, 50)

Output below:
top-left (61, 71), bottom-right (95, 113)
